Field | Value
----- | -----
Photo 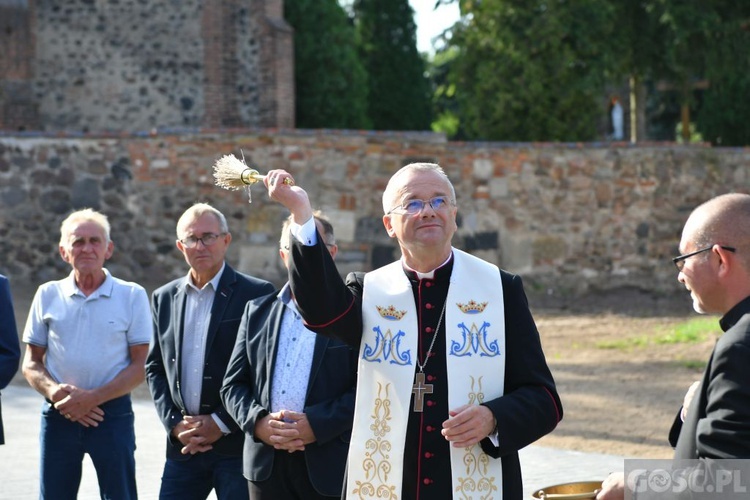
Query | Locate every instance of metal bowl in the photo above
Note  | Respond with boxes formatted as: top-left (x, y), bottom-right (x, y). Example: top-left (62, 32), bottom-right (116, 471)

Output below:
top-left (532, 480), bottom-right (603, 499)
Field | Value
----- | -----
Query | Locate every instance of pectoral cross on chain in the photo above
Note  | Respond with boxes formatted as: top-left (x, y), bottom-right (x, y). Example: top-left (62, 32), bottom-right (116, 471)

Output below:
top-left (412, 371), bottom-right (434, 412)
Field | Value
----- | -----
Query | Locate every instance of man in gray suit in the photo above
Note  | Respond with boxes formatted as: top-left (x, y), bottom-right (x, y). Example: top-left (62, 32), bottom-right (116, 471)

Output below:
top-left (147, 203), bottom-right (274, 500)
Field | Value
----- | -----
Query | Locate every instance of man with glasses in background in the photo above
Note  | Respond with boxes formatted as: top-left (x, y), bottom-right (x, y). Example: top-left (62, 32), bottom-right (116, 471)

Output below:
top-left (262, 162), bottom-right (562, 499)
top-left (598, 192), bottom-right (750, 499)
top-left (147, 202), bottom-right (274, 500)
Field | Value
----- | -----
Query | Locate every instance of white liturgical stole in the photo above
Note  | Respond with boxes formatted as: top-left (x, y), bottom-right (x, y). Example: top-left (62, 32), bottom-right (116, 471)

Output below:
top-left (350, 248), bottom-right (506, 499)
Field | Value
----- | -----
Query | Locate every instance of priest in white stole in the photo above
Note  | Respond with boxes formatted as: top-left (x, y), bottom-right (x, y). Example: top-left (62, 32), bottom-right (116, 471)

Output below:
top-left (263, 163), bottom-right (563, 500)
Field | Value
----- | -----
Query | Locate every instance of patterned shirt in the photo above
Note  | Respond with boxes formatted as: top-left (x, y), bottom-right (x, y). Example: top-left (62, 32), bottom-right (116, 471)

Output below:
top-left (270, 283), bottom-right (316, 414)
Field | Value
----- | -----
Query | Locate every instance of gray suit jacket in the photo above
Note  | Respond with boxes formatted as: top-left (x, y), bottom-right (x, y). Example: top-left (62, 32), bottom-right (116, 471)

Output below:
top-left (146, 264), bottom-right (274, 459)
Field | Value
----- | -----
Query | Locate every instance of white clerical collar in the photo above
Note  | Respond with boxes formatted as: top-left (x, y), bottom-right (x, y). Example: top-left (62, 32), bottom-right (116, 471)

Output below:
top-left (401, 252), bottom-right (453, 280)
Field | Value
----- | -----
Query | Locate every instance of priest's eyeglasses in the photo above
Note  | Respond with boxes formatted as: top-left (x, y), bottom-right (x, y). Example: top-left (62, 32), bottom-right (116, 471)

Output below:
top-left (387, 196), bottom-right (454, 215)
top-left (672, 245), bottom-right (736, 271)
top-left (180, 232), bottom-right (226, 249)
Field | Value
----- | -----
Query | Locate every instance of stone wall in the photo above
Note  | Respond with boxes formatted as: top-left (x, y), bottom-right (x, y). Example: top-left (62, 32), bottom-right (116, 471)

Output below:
top-left (0, 0), bottom-right (38, 130)
top-left (0, 0), bottom-right (293, 132)
top-left (1, 130), bottom-right (748, 305)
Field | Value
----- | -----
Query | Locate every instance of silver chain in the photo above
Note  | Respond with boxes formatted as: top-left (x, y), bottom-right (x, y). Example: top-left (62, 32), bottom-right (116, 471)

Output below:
top-left (416, 300), bottom-right (448, 373)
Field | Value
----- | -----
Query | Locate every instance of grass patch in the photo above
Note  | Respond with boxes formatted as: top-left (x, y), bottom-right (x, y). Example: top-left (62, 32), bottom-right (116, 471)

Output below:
top-left (596, 317), bottom-right (719, 350)
top-left (653, 317), bottom-right (718, 345)
top-left (596, 336), bottom-right (650, 350)
top-left (673, 359), bottom-right (707, 371)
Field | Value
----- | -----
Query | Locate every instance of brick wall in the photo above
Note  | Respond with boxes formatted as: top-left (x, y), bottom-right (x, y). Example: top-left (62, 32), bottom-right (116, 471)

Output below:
top-left (1, 129), bottom-right (748, 306)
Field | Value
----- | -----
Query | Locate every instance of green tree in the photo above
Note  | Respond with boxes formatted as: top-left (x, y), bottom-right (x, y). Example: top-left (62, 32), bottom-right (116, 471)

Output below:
top-left (624, 1), bottom-right (750, 146)
top-left (353, 0), bottom-right (432, 130)
top-left (449, 0), bottom-right (616, 141)
top-left (607, 1), bottom-right (750, 145)
top-left (695, 7), bottom-right (750, 146)
top-left (652, 1), bottom-right (721, 142)
top-left (433, 0), bottom-right (750, 144)
top-left (428, 46), bottom-right (461, 137)
top-left (285, 0), bottom-right (370, 129)
top-left (607, 0), bottom-right (669, 142)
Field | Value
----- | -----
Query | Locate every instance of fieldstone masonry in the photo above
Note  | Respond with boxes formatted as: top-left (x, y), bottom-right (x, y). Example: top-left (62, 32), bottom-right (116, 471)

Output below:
top-left (0, 0), bottom-right (293, 132)
top-left (1, 129), bottom-right (749, 305)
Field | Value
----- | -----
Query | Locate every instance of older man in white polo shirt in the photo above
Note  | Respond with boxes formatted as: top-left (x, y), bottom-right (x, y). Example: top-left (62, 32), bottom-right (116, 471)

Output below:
top-left (22, 208), bottom-right (151, 500)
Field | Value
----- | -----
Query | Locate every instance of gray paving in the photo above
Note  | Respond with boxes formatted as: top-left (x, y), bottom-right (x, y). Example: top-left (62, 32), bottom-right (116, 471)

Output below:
top-left (1, 384), bottom-right (625, 499)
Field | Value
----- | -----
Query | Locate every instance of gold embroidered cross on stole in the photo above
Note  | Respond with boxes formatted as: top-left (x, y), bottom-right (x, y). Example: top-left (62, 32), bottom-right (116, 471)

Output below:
top-left (412, 371), bottom-right (434, 412)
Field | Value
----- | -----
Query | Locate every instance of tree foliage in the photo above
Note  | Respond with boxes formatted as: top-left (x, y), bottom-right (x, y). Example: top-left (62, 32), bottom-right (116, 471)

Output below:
top-left (285, 0), bottom-right (370, 129)
top-left (353, 0), bottom-right (432, 130)
top-left (694, 8), bottom-right (750, 145)
top-left (428, 46), bottom-right (461, 137)
top-left (285, 0), bottom-right (750, 144)
top-left (640, 1), bottom-right (750, 145)
top-left (449, 0), bottom-right (616, 141)
top-left (432, 0), bottom-right (750, 145)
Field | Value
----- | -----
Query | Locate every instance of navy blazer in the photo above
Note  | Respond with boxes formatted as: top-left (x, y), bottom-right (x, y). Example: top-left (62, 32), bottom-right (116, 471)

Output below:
top-left (221, 290), bottom-right (358, 496)
top-left (146, 264), bottom-right (274, 459)
top-left (0, 275), bottom-right (21, 445)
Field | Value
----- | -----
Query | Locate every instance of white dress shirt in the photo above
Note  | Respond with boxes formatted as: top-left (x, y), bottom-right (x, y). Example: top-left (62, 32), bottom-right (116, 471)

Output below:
top-left (180, 263), bottom-right (230, 433)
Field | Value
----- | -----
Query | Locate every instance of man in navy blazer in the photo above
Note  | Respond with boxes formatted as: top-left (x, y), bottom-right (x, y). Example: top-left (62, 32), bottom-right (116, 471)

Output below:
top-left (0, 273), bottom-right (21, 445)
top-left (146, 203), bottom-right (274, 500)
top-left (221, 212), bottom-right (357, 499)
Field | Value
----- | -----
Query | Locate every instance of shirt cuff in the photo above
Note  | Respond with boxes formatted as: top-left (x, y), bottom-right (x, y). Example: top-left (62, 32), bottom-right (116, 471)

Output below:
top-left (486, 413), bottom-right (499, 446)
top-left (488, 430), bottom-right (500, 447)
top-left (289, 216), bottom-right (317, 246)
top-left (211, 413), bottom-right (231, 435)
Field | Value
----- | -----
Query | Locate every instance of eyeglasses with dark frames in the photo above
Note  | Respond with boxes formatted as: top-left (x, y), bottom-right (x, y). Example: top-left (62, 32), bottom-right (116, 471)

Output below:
top-left (672, 245), bottom-right (736, 271)
top-left (180, 232), bottom-right (227, 249)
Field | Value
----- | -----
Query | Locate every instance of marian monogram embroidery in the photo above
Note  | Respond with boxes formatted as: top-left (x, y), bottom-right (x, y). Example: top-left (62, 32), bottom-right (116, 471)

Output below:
top-left (451, 300), bottom-right (500, 357)
top-left (450, 321), bottom-right (501, 357)
top-left (353, 383), bottom-right (398, 500)
top-left (455, 376), bottom-right (499, 499)
top-left (362, 326), bottom-right (412, 365)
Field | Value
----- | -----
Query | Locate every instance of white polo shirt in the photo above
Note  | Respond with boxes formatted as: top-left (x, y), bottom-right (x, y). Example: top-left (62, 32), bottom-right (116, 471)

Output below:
top-left (23, 269), bottom-right (152, 390)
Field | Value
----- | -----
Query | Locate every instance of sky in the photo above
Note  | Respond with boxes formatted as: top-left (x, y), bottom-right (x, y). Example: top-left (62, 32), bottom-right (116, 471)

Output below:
top-left (409, 1), bottom-right (461, 53)
top-left (339, 1), bottom-right (462, 54)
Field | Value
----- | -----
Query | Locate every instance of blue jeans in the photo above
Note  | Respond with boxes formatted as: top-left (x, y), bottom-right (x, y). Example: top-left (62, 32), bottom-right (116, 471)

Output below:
top-left (159, 452), bottom-right (247, 500)
top-left (39, 394), bottom-right (137, 500)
